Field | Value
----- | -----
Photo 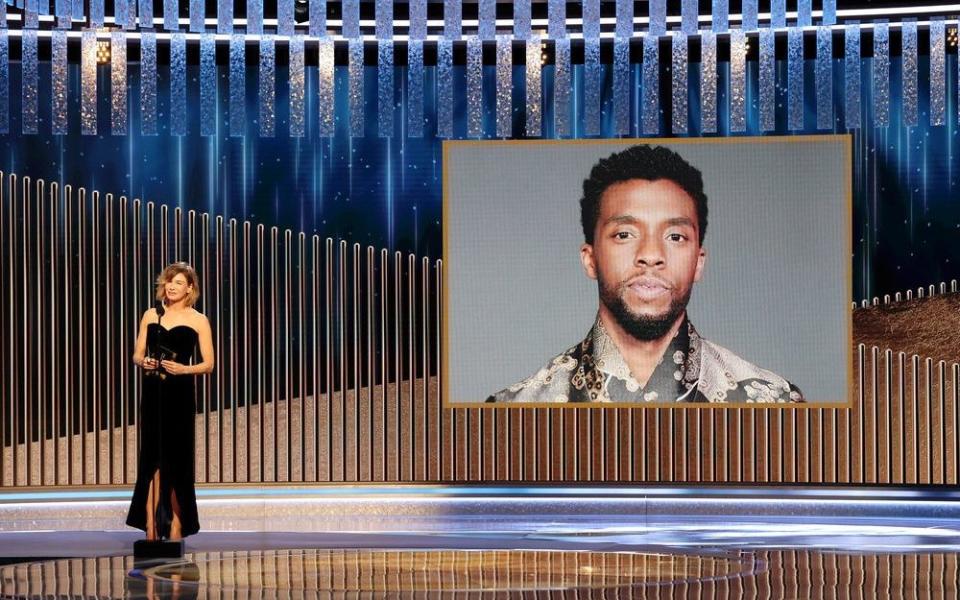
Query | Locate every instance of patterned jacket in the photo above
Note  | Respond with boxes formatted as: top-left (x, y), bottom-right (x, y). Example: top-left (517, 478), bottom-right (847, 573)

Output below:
top-left (487, 316), bottom-right (804, 403)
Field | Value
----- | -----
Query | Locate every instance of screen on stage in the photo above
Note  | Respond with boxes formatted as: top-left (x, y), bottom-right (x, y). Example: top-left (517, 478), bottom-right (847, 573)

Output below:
top-left (443, 136), bottom-right (852, 406)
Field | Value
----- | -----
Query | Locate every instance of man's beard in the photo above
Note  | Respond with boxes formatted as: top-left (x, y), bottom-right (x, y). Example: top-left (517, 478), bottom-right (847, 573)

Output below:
top-left (598, 274), bottom-right (690, 342)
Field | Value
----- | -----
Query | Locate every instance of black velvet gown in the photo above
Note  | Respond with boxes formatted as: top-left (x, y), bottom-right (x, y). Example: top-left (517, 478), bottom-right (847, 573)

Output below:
top-left (126, 323), bottom-right (201, 538)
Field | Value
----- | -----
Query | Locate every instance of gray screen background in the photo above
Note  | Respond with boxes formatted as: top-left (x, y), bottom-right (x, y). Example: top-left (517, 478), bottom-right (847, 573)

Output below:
top-left (445, 137), bottom-right (850, 403)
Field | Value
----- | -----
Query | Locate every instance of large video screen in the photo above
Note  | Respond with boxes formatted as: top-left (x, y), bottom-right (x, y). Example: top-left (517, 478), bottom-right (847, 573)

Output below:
top-left (444, 136), bottom-right (851, 406)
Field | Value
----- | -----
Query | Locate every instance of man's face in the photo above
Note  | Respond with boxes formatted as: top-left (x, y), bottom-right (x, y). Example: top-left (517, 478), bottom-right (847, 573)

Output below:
top-left (580, 178), bottom-right (706, 341)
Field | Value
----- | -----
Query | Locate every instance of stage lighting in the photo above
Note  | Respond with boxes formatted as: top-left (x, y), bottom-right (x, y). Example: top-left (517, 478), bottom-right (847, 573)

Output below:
top-left (96, 39), bottom-right (111, 64)
top-left (295, 0), bottom-right (308, 23)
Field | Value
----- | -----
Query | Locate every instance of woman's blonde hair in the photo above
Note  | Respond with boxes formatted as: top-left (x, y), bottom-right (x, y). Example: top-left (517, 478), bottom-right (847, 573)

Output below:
top-left (155, 262), bottom-right (201, 307)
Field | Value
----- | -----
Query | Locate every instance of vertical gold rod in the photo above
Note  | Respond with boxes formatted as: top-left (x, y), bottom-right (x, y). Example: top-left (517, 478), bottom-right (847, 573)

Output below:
top-left (312, 236), bottom-right (321, 482)
top-left (421, 257), bottom-right (430, 481)
top-left (882, 349), bottom-right (893, 483)
top-left (230, 219), bottom-right (239, 483)
top-left (187, 212), bottom-right (196, 474)
top-left (352, 243), bottom-right (363, 481)
top-left (215, 216), bottom-right (224, 483)
top-left (436, 259), bottom-right (446, 480)
top-left (200, 213), bottom-right (210, 482)
top-left (324, 238), bottom-right (334, 481)
top-left (366, 246), bottom-right (375, 482)
top-left (284, 229), bottom-right (293, 482)
top-left (105, 193), bottom-right (115, 484)
top-left (934, 360), bottom-right (945, 484)
top-left (78, 188), bottom-right (88, 485)
top-left (339, 240), bottom-right (350, 481)
top-left (407, 253), bottom-right (416, 481)
top-left (857, 343), bottom-right (865, 482)
top-left (91, 188), bottom-right (101, 485)
top-left (270, 227), bottom-right (279, 482)
top-left (49, 183), bottom-right (61, 485)
top-left (160, 205), bottom-right (169, 268)
top-left (187, 210), bottom-right (196, 266)
top-left (298, 233), bottom-right (306, 482)
top-left (256, 225), bottom-right (266, 482)
top-left (4, 174), bottom-right (15, 486)
top-left (35, 179), bottom-right (45, 486)
top-left (380, 249), bottom-right (390, 481)
top-left (118, 198), bottom-right (128, 483)
top-left (132, 199), bottom-right (142, 484)
top-left (909, 354), bottom-right (920, 483)
top-left (22, 177), bottom-right (32, 486)
top-left (922, 357), bottom-right (933, 483)
top-left (0, 172), bottom-right (6, 486)
top-left (243, 222), bottom-right (252, 482)
top-left (393, 251), bottom-right (403, 481)
top-left (868, 346), bottom-right (879, 483)
top-left (174, 208), bottom-right (182, 262)
top-left (64, 186), bottom-right (74, 485)
top-left (953, 364), bottom-right (959, 484)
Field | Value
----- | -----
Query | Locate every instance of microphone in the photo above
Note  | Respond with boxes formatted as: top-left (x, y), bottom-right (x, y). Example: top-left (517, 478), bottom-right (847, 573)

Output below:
top-left (155, 301), bottom-right (166, 319)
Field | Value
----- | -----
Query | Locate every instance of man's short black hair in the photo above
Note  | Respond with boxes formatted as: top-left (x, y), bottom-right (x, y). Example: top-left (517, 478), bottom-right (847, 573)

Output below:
top-left (580, 145), bottom-right (709, 245)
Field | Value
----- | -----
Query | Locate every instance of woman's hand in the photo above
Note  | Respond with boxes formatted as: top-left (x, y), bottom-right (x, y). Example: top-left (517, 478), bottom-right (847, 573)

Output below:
top-left (141, 357), bottom-right (159, 371)
top-left (160, 360), bottom-right (189, 375)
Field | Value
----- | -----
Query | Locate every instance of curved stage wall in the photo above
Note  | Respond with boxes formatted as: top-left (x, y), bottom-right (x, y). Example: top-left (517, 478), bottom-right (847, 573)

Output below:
top-left (1, 172), bottom-right (958, 488)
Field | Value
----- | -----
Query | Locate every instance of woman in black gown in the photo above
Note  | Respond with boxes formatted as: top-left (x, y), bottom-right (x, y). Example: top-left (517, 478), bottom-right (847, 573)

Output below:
top-left (127, 262), bottom-right (215, 541)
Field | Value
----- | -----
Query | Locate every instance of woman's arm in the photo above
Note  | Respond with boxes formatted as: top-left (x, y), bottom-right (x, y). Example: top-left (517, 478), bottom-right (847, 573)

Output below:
top-left (131, 309), bottom-right (158, 370)
top-left (183, 315), bottom-right (215, 375)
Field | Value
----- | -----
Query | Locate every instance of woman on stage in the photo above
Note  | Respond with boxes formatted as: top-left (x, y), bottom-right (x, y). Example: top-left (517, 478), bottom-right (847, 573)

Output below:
top-left (126, 262), bottom-right (215, 541)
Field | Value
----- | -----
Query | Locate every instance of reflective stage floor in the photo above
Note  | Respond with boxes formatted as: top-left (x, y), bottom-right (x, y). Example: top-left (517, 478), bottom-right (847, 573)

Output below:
top-left (1, 487), bottom-right (959, 598)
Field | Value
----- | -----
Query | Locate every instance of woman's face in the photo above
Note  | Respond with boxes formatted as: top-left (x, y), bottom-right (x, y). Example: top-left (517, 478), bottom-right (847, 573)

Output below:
top-left (164, 273), bottom-right (192, 304)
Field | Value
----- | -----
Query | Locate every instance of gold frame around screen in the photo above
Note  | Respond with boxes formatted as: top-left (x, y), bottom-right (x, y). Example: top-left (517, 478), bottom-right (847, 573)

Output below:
top-left (441, 134), bottom-right (855, 409)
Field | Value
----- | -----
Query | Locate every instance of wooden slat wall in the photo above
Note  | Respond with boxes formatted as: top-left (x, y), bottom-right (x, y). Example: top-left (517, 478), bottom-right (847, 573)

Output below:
top-left (1, 173), bottom-right (958, 487)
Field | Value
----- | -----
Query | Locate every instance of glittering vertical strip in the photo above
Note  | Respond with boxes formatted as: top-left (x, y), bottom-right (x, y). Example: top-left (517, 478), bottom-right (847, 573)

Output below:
top-left (787, 26), bottom-right (804, 130)
top-left (406, 40), bottom-right (423, 137)
top-left (247, 0), bottom-right (262, 34)
top-left (742, 0), bottom-right (757, 31)
top-left (681, 0), bottom-right (697, 35)
top-left (798, 0), bottom-right (811, 27)
top-left (496, 35), bottom-right (512, 138)
top-left (815, 25), bottom-right (832, 130)
top-left (25, 0), bottom-right (38, 28)
top-left (21, 28), bottom-right (36, 135)
top-left (437, 39), bottom-right (453, 138)
top-left (55, 0), bottom-right (69, 27)
top-left (349, 38), bottom-right (364, 137)
top-left (700, 30), bottom-right (717, 134)
top-left (0, 5), bottom-right (5, 26)
top-left (554, 37), bottom-right (571, 137)
top-left (409, 0), bottom-right (427, 41)
top-left (375, 0), bottom-right (391, 39)
top-left (617, 0), bottom-right (634, 38)
top-left (200, 33), bottom-right (216, 136)
top-left (111, 30), bottom-right (127, 135)
top-left (378, 40), bottom-right (394, 137)
top-left (613, 37), bottom-right (630, 135)
top-left (277, 0), bottom-right (293, 36)
top-left (217, 0), bottom-right (232, 34)
top-left (0, 31), bottom-right (8, 134)
top-left (771, 0), bottom-right (785, 29)
top-left (91, 0), bottom-right (104, 27)
top-left (189, 0), bottom-right (204, 32)
top-left (259, 35), bottom-right (275, 137)
top-left (51, 29), bottom-right (67, 135)
top-left (844, 22), bottom-right (860, 129)
top-left (514, 0), bottom-right (530, 39)
top-left (141, 31), bottom-right (157, 135)
top-left (873, 20), bottom-right (889, 127)
top-left (583, 37), bottom-right (601, 135)
top-left (444, 0), bottom-right (461, 40)
top-left (114, 0), bottom-right (129, 29)
top-left (289, 35), bottom-right (305, 137)
top-left (229, 32), bottom-right (245, 137)
top-left (648, 0), bottom-right (664, 36)
top-left (582, 0), bottom-right (599, 39)
top-left (342, 0), bottom-right (359, 39)
top-left (466, 37), bottom-right (483, 137)
top-left (138, 0), bottom-right (153, 29)
top-left (642, 34), bottom-right (659, 135)
top-left (671, 31), bottom-right (688, 134)
top-left (318, 37), bottom-right (335, 136)
top-left (711, 0), bottom-right (728, 33)
top-left (929, 17), bottom-right (945, 127)
top-left (525, 35), bottom-right (541, 137)
top-left (71, 0), bottom-right (83, 20)
top-left (901, 18), bottom-right (917, 127)
top-left (759, 27), bottom-right (775, 131)
top-left (81, 29), bottom-right (97, 135)
top-left (170, 33), bottom-right (187, 135)
top-left (730, 28), bottom-right (746, 132)
top-left (822, 0), bottom-right (836, 26)
top-left (164, 0), bottom-right (177, 30)
top-left (548, 0), bottom-right (565, 39)
top-left (309, 0), bottom-right (326, 36)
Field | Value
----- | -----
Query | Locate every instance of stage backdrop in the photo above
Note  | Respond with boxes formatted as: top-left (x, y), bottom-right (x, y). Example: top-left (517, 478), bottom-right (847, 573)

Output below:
top-left (1, 31), bottom-right (958, 487)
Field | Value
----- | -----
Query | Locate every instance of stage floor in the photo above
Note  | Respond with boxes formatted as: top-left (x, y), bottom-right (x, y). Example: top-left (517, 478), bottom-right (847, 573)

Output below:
top-left (1, 486), bottom-right (958, 598)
